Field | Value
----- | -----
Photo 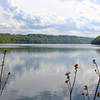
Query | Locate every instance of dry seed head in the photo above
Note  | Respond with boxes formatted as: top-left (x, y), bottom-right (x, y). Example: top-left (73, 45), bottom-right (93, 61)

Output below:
top-left (65, 72), bottom-right (71, 76)
top-left (93, 59), bottom-right (96, 64)
top-left (65, 80), bottom-right (69, 84)
top-left (4, 49), bottom-right (7, 54)
top-left (84, 85), bottom-right (88, 90)
top-left (74, 64), bottom-right (78, 70)
top-left (82, 92), bottom-right (88, 96)
top-left (94, 69), bottom-right (96, 72)
top-left (8, 72), bottom-right (11, 75)
top-left (82, 92), bottom-right (85, 96)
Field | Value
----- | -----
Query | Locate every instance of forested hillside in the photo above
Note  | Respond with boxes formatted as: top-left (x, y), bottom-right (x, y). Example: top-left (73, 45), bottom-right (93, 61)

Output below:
top-left (0, 34), bottom-right (93, 44)
top-left (91, 36), bottom-right (100, 44)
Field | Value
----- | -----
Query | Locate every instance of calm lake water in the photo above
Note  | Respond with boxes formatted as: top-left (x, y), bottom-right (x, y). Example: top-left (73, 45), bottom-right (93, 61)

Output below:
top-left (0, 44), bottom-right (100, 100)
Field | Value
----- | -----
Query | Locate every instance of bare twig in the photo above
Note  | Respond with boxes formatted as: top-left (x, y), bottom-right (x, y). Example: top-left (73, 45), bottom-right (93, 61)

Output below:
top-left (71, 70), bottom-right (77, 93)
top-left (87, 88), bottom-right (90, 100)
top-left (82, 92), bottom-right (86, 100)
top-left (70, 70), bottom-right (77, 100)
top-left (93, 59), bottom-right (100, 100)
top-left (0, 72), bottom-right (11, 95)
top-left (93, 77), bottom-right (100, 100)
top-left (0, 50), bottom-right (7, 90)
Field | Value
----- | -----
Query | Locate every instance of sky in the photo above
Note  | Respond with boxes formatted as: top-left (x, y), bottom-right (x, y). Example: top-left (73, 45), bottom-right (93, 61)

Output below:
top-left (0, 0), bottom-right (100, 37)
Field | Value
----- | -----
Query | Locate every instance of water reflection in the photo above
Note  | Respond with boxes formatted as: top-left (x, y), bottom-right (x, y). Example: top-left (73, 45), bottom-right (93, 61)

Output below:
top-left (0, 44), bottom-right (100, 100)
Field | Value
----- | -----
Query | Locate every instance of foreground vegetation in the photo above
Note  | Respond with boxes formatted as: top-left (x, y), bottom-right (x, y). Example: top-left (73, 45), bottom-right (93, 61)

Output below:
top-left (92, 36), bottom-right (100, 45)
top-left (0, 34), bottom-right (93, 44)
top-left (65, 59), bottom-right (100, 100)
top-left (0, 50), bottom-right (11, 95)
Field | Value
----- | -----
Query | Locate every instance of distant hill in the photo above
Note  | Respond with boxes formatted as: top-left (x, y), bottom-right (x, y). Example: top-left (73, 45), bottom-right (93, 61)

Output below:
top-left (0, 33), bottom-right (94, 44)
top-left (91, 36), bottom-right (100, 45)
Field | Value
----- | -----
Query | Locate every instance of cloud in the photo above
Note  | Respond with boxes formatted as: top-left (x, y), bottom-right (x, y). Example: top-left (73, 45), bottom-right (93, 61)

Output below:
top-left (0, 23), bottom-right (16, 34)
top-left (60, 0), bottom-right (83, 2)
top-left (13, 11), bottom-right (41, 24)
top-left (0, 0), bottom-right (100, 37)
top-left (0, 0), bottom-right (16, 12)
top-left (91, 0), bottom-right (100, 4)
top-left (0, 24), bottom-right (16, 30)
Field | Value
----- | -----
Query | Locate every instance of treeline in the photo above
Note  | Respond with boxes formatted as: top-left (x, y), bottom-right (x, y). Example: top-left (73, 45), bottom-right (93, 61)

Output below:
top-left (0, 33), bottom-right (93, 44)
top-left (91, 36), bottom-right (100, 45)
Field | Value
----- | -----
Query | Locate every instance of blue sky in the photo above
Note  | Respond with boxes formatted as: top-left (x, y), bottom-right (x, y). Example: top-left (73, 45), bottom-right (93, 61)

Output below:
top-left (0, 0), bottom-right (100, 37)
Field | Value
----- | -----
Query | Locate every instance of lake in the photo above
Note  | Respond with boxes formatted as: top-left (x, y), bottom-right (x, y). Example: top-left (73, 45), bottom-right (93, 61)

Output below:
top-left (0, 44), bottom-right (100, 100)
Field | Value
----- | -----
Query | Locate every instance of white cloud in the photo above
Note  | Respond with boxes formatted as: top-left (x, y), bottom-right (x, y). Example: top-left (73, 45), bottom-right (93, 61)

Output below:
top-left (0, 0), bottom-right (100, 37)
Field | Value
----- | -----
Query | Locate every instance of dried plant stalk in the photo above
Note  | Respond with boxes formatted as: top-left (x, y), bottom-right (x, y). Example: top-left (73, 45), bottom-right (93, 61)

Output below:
top-left (65, 64), bottom-right (78, 100)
